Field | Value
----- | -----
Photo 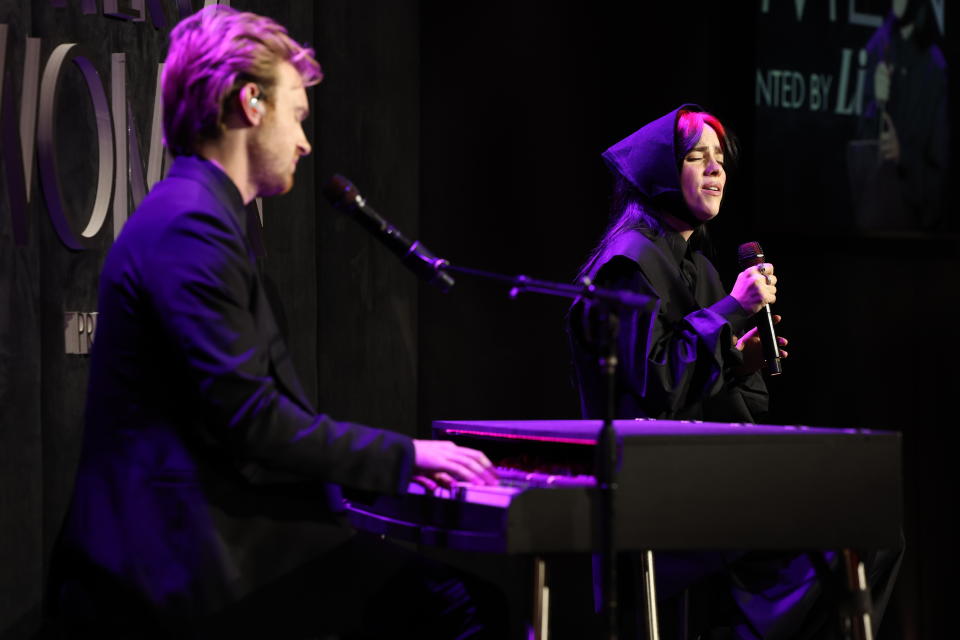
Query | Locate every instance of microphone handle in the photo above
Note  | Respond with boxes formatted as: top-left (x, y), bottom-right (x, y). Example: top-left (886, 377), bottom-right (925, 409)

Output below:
top-left (355, 200), bottom-right (454, 292)
top-left (756, 303), bottom-right (782, 376)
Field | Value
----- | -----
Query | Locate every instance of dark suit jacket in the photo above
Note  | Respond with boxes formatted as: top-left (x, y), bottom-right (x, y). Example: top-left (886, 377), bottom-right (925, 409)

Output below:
top-left (55, 156), bottom-right (414, 618)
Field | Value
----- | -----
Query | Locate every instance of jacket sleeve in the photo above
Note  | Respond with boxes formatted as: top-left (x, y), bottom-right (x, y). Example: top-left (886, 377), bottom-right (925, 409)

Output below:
top-left (588, 256), bottom-right (761, 418)
top-left (140, 207), bottom-right (414, 494)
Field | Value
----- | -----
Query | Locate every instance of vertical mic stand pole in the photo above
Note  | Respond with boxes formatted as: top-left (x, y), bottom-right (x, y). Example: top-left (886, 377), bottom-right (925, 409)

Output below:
top-left (436, 265), bottom-right (659, 640)
top-left (596, 303), bottom-right (620, 640)
top-left (594, 301), bottom-right (658, 640)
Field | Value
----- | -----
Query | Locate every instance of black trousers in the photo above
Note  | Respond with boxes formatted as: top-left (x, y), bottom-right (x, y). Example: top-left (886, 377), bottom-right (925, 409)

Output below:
top-left (52, 532), bottom-right (507, 640)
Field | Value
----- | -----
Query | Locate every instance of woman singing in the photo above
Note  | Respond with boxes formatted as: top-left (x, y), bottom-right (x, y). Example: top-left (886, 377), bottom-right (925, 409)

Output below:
top-left (569, 106), bottom-right (903, 639)
top-left (569, 106), bottom-right (861, 639)
top-left (570, 105), bottom-right (784, 423)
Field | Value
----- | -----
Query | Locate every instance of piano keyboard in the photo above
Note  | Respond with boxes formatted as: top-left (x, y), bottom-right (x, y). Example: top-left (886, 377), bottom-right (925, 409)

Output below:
top-left (407, 467), bottom-right (597, 508)
top-left (494, 467), bottom-right (597, 489)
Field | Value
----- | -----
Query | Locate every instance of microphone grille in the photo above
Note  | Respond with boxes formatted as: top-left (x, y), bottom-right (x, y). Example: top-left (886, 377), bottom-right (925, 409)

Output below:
top-left (737, 241), bottom-right (765, 269)
top-left (321, 174), bottom-right (360, 210)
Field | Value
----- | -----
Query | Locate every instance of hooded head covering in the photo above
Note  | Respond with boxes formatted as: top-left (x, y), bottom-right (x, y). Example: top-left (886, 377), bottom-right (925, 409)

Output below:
top-left (601, 103), bottom-right (704, 226)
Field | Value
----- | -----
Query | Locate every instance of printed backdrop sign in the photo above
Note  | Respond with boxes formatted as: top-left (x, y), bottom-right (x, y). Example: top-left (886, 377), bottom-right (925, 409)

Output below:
top-left (754, 0), bottom-right (947, 232)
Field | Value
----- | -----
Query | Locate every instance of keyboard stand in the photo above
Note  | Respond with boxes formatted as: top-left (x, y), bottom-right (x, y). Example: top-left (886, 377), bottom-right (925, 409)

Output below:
top-left (641, 550), bottom-right (660, 640)
top-left (532, 556), bottom-right (549, 640)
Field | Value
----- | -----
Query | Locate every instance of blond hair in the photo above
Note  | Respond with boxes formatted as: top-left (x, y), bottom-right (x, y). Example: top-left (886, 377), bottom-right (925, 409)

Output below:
top-left (162, 6), bottom-right (322, 156)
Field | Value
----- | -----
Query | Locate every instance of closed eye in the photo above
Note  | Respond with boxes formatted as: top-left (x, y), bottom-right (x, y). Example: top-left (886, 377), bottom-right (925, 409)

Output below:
top-left (686, 155), bottom-right (724, 167)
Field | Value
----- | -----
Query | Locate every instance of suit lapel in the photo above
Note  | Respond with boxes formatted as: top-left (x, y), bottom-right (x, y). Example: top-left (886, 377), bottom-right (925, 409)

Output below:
top-left (251, 274), bottom-right (315, 414)
top-left (190, 164), bottom-right (315, 416)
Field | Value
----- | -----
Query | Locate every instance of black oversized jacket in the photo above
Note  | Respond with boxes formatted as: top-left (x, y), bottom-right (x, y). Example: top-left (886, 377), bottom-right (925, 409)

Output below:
top-left (570, 229), bottom-right (768, 421)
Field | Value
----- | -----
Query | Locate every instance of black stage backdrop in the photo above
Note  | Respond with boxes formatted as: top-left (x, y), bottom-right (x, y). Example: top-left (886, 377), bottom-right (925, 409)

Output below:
top-left (0, 1), bottom-right (955, 638)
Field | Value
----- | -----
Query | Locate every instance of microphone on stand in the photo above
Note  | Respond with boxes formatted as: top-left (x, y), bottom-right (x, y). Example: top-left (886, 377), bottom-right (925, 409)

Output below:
top-left (737, 241), bottom-right (782, 376)
top-left (322, 174), bottom-right (455, 293)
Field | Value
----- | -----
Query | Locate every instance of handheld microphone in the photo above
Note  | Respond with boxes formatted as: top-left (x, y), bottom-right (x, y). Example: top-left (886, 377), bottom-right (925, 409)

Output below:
top-left (737, 241), bottom-right (782, 376)
top-left (322, 174), bottom-right (455, 293)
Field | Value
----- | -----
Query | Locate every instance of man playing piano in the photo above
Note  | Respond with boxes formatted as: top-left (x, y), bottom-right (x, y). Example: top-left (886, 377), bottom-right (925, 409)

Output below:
top-left (50, 6), bottom-right (502, 638)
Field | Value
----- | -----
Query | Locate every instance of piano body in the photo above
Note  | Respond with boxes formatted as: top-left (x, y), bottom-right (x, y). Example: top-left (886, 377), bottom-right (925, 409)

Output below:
top-left (346, 419), bottom-right (900, 639)
top-left (347, 419), bottom-right (902, 553)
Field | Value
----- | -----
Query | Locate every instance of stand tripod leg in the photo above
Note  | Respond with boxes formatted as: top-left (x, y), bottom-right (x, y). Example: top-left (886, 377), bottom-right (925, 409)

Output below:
top-left (532, 556), bottom-right (550, 640)
top-left (841, 549), bottom-right (874, 640)
top-left (641, 550), bottom-right (660, 640)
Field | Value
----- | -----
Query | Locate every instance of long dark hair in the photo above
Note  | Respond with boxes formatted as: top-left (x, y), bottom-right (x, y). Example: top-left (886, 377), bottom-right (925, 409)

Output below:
top-left (576, 109), bottom-right (736, 283)
top-left (575, 177), bottom-right (714, 282)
